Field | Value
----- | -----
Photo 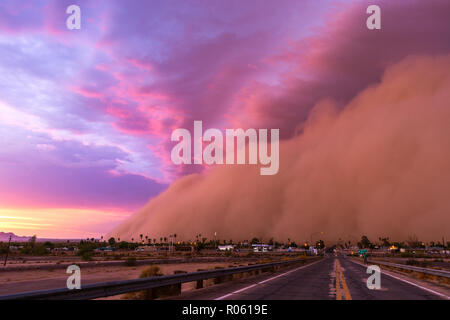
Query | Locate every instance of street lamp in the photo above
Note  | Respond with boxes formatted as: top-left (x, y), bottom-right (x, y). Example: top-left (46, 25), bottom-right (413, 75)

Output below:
top-left (310, 231), bottom-right (324, 246)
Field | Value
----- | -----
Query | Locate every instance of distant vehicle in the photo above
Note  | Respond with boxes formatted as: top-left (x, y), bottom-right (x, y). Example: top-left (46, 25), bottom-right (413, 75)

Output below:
top-left (134, 246), bottom-right (157, 252)
top-left (218, 245), bottom-right (234, 251)
top-left (96, 246), bottom-right (115, 252)
top-left (53, 247), bottom-right (69, 252)
top-left (252, 244), bottom-right (271, 252)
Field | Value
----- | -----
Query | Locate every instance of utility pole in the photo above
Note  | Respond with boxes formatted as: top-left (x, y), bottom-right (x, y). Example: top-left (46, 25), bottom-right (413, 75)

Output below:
top-left (3, 235), bottom-right (11, 267)
top-left (214, 232), bottom-right (217, 250)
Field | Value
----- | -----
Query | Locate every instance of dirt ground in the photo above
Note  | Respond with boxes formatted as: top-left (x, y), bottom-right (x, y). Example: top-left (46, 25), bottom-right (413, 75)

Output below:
top-left (0, 261), bottom-right (249, 296)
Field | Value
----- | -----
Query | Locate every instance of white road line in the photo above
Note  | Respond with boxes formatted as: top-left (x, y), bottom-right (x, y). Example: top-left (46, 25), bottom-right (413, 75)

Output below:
top-left (214, 258), bottom-right (325, 300)
top-left (348, 258), bottom-right (450, 300)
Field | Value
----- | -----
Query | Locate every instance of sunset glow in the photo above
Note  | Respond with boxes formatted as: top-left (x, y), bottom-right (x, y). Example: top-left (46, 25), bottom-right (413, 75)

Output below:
top-left (0, 207), bottom-right (130, 238)
top-left (0, 0), bottom-right (449, 241)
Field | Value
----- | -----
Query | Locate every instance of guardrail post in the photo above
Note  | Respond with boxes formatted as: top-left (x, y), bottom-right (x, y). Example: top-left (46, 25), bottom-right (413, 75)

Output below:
top-left (212, 266), bottom-right (234, 284)
top-left (171, 270), bottom-right (187, 295)
top-left (196, 269), bottom-right (205, 289)
top-left (213, 266), bottom-right (226, 284)
top-left (146, 270), bottom-right (187, 299)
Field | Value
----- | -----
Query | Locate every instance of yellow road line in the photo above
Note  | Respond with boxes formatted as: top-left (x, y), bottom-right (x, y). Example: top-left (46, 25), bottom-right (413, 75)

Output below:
top-left (336, 260), bottom-right (352, 300)
top-left (335, 260), bottom-right (342, 300)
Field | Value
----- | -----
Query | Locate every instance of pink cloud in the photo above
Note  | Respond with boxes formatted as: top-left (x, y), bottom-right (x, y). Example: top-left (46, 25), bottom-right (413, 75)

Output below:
top-left (228, 0), bottom-right (450, 137)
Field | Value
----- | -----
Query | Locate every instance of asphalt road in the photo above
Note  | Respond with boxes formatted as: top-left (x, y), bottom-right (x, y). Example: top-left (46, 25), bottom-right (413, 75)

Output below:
top-left (173, 256), bottom-right (448, 300)
top-left (1, 256), bottom-right (448, 299)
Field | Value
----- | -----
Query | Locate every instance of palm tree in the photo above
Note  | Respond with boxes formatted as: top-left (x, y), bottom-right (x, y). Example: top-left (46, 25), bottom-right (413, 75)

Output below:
top-left (140, 234), bottom-right (143, 242)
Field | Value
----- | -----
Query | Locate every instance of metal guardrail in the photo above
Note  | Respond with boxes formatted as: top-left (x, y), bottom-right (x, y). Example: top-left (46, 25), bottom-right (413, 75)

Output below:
top-left (368, 260), bottom-right (450, 278)
top-left (0, 257), bottom-right (319, 300)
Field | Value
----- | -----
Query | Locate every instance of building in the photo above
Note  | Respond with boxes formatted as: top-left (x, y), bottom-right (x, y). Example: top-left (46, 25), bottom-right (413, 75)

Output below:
top-left (252, 244), bottom-right (272, 252)
top-left (218, 245), bottom-right (234, 251)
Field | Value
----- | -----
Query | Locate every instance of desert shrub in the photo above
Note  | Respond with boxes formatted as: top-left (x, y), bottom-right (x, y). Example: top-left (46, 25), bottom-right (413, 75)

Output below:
top-left (0, 243), bottom-right (8, 255)
top-left (140, 265), bottom-right (163, 278)
top-left (125, 257), bottom-right (137, 266)
top-left (80, 250), bottom-right (93, 261)
top-left (406, 259), bottom-right (418, 266)
top-left (32, 244), bottom-right (48, 256)
top-left (406, 259), bottom-right (429, 267)
top-left (400, 252), bottom-right (414, 258)
top-left (123, 266), bottom-right (165, 300)
top-left (77, 243), bottom-right (95, 261)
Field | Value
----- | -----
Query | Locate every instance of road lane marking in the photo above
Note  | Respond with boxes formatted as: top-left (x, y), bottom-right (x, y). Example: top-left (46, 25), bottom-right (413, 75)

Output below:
top-left (335, 261), bottom-right (342, 300)
top-left (337, 260), bottom-right (352, 300)
top-left (335, 259), bottom-right (352, 300)
top-left (214, 258), bottom-right (325, 300)
top-left (348, 258), bottom-right (450, 300)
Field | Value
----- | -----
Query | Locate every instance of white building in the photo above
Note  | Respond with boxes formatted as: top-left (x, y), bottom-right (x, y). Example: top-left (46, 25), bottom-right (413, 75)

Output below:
top-left (218, 245), bottom-right (234, 251)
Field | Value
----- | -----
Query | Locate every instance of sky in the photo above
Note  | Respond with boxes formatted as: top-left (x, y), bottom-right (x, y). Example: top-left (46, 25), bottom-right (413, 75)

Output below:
top-left (0, 0), bottom-right (449, 240)
top-left (0, 0), bottom-right (345, 238)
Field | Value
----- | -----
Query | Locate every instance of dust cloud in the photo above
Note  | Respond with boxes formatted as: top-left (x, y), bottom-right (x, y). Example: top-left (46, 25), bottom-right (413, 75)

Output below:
top-left (109, 55), bottom-right (450, 243)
